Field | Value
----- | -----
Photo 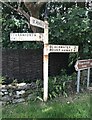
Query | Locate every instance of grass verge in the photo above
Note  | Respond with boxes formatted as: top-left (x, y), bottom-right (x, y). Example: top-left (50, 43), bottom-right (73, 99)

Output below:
top-left (2, 92), bottom-right (90, 119)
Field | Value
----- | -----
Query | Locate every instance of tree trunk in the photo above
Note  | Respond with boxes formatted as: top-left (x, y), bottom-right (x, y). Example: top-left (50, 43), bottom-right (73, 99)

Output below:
top-left (23, 2), bottom-right (45, 33)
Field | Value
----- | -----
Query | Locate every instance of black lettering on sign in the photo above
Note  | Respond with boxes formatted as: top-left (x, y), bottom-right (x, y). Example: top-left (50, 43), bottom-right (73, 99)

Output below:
top-left (33, 19), bottom-right (35, 24)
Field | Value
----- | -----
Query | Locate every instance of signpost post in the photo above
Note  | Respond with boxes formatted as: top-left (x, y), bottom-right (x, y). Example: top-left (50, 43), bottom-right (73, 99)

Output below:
top-left (43, 20), bottom-right (49, 102)
top-left (10, 16), bottom-right (79, 102)
top-left (75, 59), bottom-right (92, 92)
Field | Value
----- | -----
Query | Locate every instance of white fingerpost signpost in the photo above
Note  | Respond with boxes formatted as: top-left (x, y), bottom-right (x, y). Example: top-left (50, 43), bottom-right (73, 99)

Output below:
top-left (10, 16), bottom-right (79, 102)
top-left (75, 59), bottom-right (92, 93)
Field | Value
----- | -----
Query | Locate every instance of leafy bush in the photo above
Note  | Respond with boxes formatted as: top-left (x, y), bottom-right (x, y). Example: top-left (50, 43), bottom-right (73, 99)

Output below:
top-left (0, 76), bottom-right (3, 84)
top-left (30, 72), bottom-right (75, 100)
top-left (21, 70), bottom-right (77, 101)
top-left (1, 70), bottom-right (77, 101)
top-left (0, 76), bottom-right (10, 84)
top-left (48, 71), bottom-right (77, 99)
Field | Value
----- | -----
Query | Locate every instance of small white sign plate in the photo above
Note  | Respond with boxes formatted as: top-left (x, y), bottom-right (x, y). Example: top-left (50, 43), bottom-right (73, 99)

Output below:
top-left (49, 45), bottom-right (78, 53)
top-left (10, 33), bottom-right (44, 41)
top-left (30, 17), bottom-right (48, 29)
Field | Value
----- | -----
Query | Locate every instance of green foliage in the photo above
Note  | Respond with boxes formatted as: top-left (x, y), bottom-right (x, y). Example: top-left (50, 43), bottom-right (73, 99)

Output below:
top-left (11, 79), bottom-right (18, 86)
top-left (35, 79), bottom-right (43, 99)
top-left (2, 3), bottom-right (43, 49)
top-left (0, 76), bottom-right (3, 84)
top-left (0, 76), bottom-right (7, 84)
top-left (2, 3), bottom-right (92, 53)
top-left (26, 70), bottom-right (76, 101)
top-left (48, 71), bottom-right (76, 99)
top-left (49, 7), bottom-right (88, 43)
top-left (49, 6), bottom-right (92, 61)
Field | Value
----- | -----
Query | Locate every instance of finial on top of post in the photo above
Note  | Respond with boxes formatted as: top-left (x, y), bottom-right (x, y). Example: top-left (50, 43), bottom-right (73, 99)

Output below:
top-left (44, 3), bottom-right (49, 21)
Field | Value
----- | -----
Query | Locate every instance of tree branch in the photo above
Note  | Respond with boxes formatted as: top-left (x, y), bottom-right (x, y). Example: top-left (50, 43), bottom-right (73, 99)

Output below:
top-left (0, 1), bottom-right (30, 22)
top-left (23, 1), bottom-right (45, 18)
top-left (1, 1), bottom-right (45, 33)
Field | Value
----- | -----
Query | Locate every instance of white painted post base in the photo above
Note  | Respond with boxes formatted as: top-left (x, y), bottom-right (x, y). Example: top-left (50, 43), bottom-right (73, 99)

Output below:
top-left (43, 20), bottom-right (49, 102)
top-left (43, 44), bottom-right (48, 102)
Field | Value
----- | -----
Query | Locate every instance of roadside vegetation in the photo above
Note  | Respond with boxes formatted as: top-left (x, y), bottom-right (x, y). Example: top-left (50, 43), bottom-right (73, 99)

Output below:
top-left (2, 92), bottom-right (90, 119)
top-left (1, 71), bottom-right (91, 119)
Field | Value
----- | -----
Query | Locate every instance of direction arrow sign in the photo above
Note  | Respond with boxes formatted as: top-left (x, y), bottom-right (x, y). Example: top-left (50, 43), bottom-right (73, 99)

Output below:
top-left (30, 17), bottom-right (48, 29)
top-left (75, 59), bottom-right (92, 93)
top-left (90, 59), bottom-right (92, 68)
top-left (48, 45), bottom-right (78, 53)
top-left (75, 59), bottom-right (92, 71)
top-left (10, 33), bottom-right (44, 41)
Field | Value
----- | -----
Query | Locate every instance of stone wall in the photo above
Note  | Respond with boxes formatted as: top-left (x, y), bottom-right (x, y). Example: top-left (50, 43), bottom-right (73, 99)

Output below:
top-left (0, 80), bottom-right (76, 105)
top-left (0, 82), bottom-right (38, 105)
